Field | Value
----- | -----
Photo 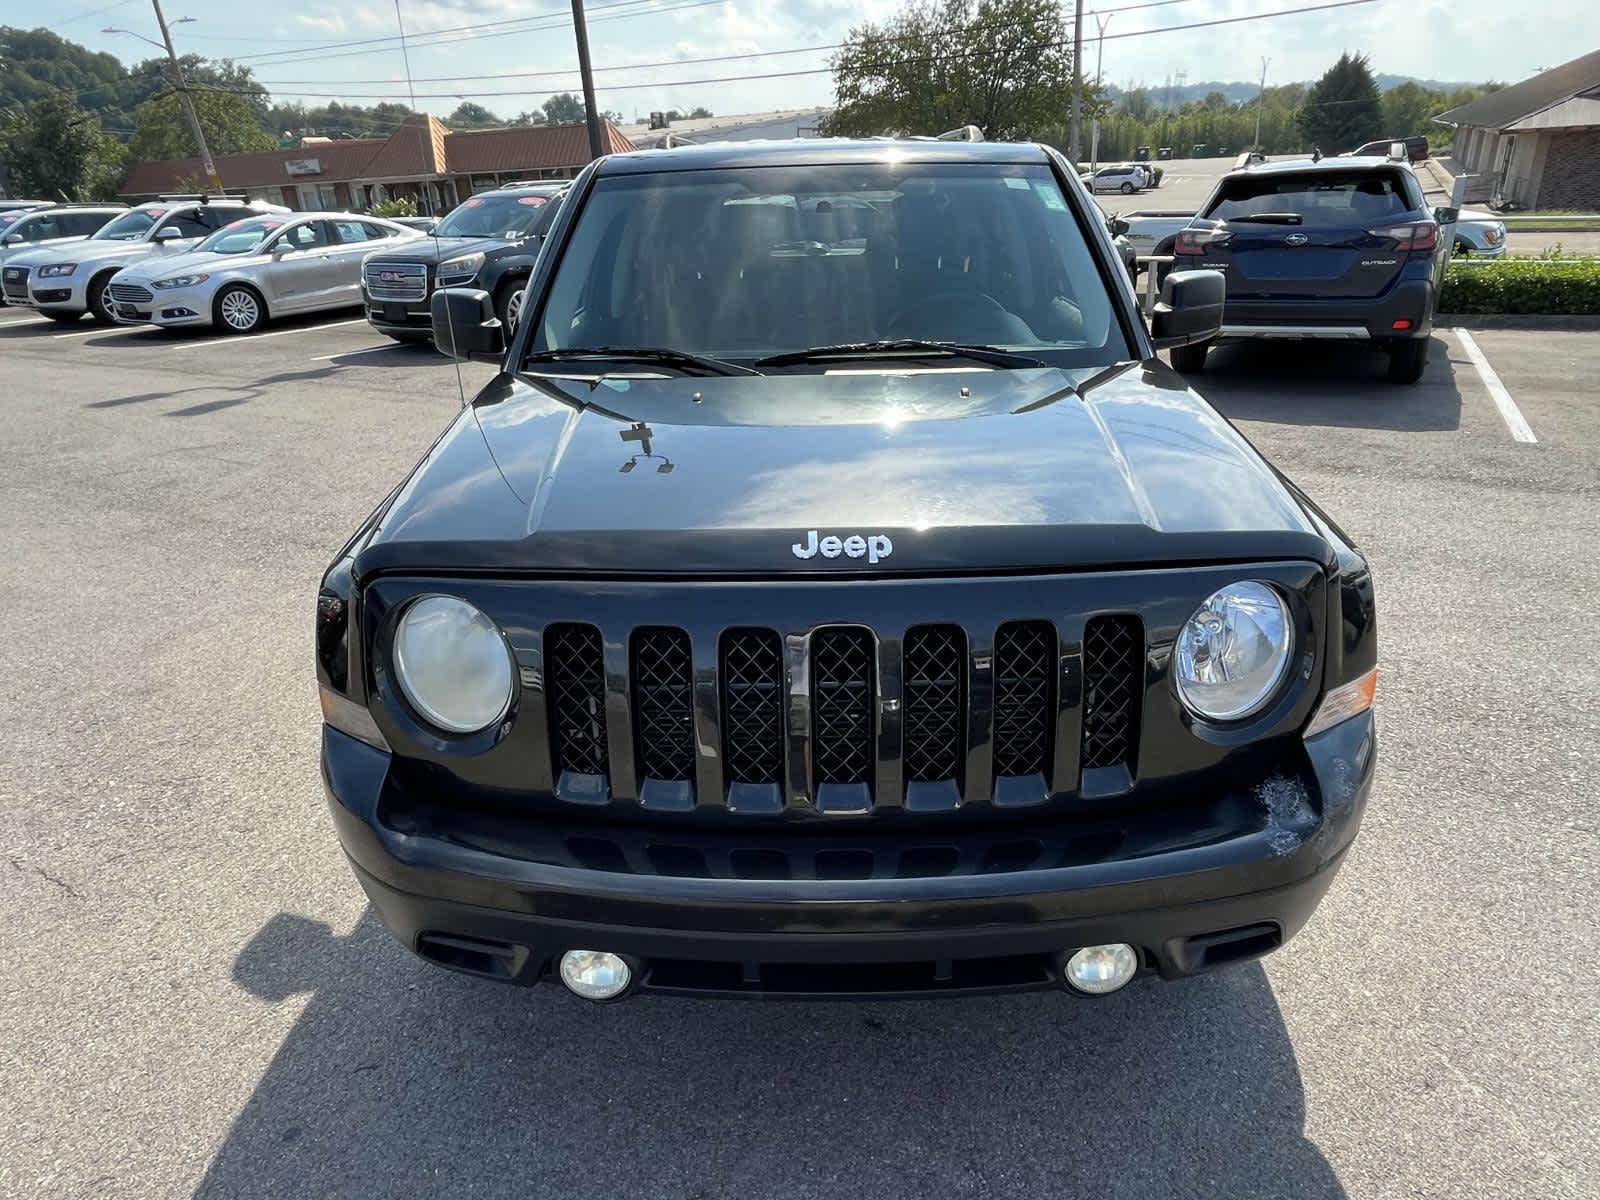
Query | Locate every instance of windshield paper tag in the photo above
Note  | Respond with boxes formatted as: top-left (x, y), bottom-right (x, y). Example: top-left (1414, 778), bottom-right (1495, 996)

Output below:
top-left (1004, 177), bottom-right (1030, 190)
top-left (1032, 183), bottom-right (1066, 211)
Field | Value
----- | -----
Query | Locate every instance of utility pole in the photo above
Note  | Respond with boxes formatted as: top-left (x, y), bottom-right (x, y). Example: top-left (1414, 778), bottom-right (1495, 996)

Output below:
top-left (570, 0), bottom-right (606, 161)
top-left (134, 0), bottom-right (221, 192)
top-left (1253, 56), bottom-right (1270, 151)
top-left (1068, 0), bottom-right (1084, 164)
top-left (1089, 11), bottom-right (1112, 172)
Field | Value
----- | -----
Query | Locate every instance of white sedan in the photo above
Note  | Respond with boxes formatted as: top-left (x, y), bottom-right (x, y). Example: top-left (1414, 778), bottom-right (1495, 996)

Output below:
top-left (106, 212), bottom-right (422, 333)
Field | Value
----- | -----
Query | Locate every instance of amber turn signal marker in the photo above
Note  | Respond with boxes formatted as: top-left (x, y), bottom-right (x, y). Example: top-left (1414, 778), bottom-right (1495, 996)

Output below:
top-left (1303, 667), bottom-right (1377, 739)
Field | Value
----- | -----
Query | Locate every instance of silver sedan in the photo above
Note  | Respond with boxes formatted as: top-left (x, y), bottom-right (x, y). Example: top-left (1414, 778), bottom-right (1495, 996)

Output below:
top-left (105, 212), bottom-right (423, 333)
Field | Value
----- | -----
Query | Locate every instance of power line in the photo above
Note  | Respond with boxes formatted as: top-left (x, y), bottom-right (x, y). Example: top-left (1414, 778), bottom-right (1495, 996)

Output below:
top-left (209, 0), bottom-right (1377, 103)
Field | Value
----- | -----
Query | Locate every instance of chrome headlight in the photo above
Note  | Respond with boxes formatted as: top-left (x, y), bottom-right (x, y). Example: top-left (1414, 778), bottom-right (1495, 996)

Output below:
top-left (37, 262), bottom-right (78, 278)
top-left (1174, 582), bottom-right (1292, 721)
top-left (437, 251), bottom-right (484, 283)
top-left (392, 595), bottom-right (515, 733)
top-left (153, 273), bottom-right (210, 289)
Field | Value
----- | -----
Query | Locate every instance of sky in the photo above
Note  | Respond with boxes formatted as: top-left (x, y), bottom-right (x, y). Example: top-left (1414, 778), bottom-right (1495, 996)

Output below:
top-left (27, 0), bottom-right (1600, 126)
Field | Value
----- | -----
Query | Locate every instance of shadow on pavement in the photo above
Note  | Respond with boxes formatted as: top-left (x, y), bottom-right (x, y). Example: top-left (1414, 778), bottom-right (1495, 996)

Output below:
top-left (1188, 335), bottom-right (1463, 433)
top-left (197, 909), bottom-right (1345, 1200)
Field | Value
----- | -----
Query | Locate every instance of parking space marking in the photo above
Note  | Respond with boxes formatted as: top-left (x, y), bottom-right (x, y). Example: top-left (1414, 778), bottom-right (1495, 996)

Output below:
top-left (162, 317), bottom-right (368, 350)
top-left (53, 326), bottom-right (135, 341)
top-left (1454, 328), bottom-right (1538, 444)
top-left (309, 344), bottom-right (405, 362)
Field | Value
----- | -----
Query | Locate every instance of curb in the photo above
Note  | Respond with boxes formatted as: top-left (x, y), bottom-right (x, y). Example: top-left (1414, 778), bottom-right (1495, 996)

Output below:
top-left (1440, 313), bottom-right (1600, 331)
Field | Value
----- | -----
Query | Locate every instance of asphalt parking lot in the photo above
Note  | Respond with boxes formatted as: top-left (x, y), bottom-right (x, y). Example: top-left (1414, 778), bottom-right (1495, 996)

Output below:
top-left (1, 304), bottom-right (1595, 1200)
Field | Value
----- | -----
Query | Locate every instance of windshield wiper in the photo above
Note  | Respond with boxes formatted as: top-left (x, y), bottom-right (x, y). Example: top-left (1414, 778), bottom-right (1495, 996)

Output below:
top-left (1226, 213), bottom-right (1305, 225)
top-left (522, 347), bottom-right (762, 377)
top-left (754, 339), bottom-right (1046, 369)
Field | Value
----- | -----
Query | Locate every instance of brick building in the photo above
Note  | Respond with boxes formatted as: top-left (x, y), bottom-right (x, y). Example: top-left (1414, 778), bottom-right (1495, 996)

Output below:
top-left (1436, 50), bottom-right (1600, 210)
top-left (119, 113), bottom-right (635, 213)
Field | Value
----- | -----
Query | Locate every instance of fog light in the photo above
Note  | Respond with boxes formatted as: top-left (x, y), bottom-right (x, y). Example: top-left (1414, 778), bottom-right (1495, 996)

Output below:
top-left (1063, 944), bottom-right (1139, 994)
top-left (559, 950), bottom-right (632, 1000)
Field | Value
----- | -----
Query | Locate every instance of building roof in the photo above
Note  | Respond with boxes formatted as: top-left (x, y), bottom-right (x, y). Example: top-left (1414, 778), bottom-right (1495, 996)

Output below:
top-left (1435, 49), bottom-right (1600, 131)
top-left (120, 118), bottom-right (636, 197)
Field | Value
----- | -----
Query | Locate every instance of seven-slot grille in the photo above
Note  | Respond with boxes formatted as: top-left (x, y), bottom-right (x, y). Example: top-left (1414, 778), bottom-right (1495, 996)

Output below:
top-left (109, 282), bottom-right (154, 305)
top-left (2, 267), bottom-right (28, 302)
top-left (363, 260), bottom-right (428, 302)
top-left (538, 618), bottom-right (1144, 812)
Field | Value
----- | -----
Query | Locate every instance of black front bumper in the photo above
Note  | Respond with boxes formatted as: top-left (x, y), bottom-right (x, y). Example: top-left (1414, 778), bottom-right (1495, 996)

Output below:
top-left (323, 710), bottom-right (1374, 999)
top-left (362, 290), bottom-right (433, 336)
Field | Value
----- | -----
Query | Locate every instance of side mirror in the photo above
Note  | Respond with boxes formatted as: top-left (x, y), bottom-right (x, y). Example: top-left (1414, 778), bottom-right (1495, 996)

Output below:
top-left (1149, 269), bottom-right (1225, 350)
top-left (153, 226), bottom-right (181, 242)
top-left (431, 287), bottom-right (505, 363)
top-left (1433, 205), bottom-right (1459, 226)
top-left (2, 233), bottom-right (21, 246)
top-left (270, 241), bottom-right (292, 258)
top-left (1109, 217), bottom-right (1130, 237)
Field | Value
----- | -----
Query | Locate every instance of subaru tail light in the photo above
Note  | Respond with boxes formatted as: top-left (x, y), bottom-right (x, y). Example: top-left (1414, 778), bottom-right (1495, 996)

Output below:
top-left (1369, 222), bottom-right (1438, 251)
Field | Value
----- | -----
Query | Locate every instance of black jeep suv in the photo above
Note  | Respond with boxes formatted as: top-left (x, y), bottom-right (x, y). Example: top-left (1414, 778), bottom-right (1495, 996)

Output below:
top-left (360, 183), bottom-right (564, 342)
top-left (317, 140), bottom-right (1378, 1003)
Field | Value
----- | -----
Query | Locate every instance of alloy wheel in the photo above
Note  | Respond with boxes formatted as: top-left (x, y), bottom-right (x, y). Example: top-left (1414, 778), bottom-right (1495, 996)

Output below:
top-left (220, 289), bottom-right (260, 332)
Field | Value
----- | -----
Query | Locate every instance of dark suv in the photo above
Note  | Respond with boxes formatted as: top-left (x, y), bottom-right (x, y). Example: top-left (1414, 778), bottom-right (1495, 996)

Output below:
top-left (360, 183), bottom-right (565, 342)
top-left (317, 140), bottom-right (1377, 1003)
top-left (1168, 158), bottom-right (1449, 383)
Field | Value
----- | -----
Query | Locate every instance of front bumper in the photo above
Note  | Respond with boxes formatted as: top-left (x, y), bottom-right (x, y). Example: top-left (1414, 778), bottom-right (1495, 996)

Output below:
top-left (1219, 277), bottom-right (1435, 341)
top-left (362, 289), bottom-right (434, 337)
top-left (112, 284), bottom-right (212, 327)
top-left (324, 710), bottom-right (1375, 999)
top-left (26, 275), bottom-right (89, 312)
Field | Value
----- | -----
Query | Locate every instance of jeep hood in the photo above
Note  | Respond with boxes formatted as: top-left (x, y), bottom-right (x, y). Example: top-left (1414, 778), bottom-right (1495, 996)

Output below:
top-left (356, 363), bottom-right (1324, 577)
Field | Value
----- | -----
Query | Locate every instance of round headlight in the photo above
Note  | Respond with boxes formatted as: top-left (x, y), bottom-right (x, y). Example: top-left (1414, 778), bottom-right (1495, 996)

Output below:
top-left (392, 595), bottom-right (514, 733)
top-left (1174, 581), bottom-right (1292, 721)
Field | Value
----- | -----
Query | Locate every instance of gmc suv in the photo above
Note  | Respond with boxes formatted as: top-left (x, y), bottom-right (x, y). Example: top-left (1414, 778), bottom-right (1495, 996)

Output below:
top-left (317, 140), bottom-right (1378, 1003)
top-left (360, 183), bottom-right (565, 342)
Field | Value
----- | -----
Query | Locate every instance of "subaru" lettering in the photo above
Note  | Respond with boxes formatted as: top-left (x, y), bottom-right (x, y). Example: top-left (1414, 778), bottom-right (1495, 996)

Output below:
top-left (791, 529), bottom-right (893, 564)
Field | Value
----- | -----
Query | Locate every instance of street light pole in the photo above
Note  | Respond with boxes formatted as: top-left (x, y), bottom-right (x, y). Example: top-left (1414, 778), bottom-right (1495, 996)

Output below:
top-left (1089, 11), bottom-right (1112, 172)
top-left (148, 0), bottom-right (221, 192)
top-left (570, 0), bottom-right (606, 161)
top-left (1068, 0), bottom-right (1084, 164)
top-left (1253, 56), bottom-right (1270, 151)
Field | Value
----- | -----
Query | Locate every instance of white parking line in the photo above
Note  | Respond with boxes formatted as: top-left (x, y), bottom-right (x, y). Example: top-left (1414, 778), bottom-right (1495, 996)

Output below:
top-left (162, 317), bottom-right (368, 350)
top-left (309, 344), bottom-right (403, 362)
top-left (1454, 328), bottom-right (1538, 444)
top-left (53, 326), bottom-right (129, 340)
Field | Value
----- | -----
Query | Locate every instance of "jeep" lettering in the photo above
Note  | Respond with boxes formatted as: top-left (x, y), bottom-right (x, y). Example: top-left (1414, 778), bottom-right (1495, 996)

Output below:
top-left (791, 529), bottom-right (894, 564)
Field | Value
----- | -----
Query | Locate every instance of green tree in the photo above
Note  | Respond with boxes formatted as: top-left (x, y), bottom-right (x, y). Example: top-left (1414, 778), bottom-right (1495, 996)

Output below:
top-left (541, 93), bottom-right (586, 124)
top-left (687, 106), bottom-right (713, 119)
top-left (129, 86), bottom-right (276, 162)
top-left (0, 89), bottom-right (124, 199)
top-left (1298, 52), bottom-right (1382, 153)
top-left (822, 0), bottom-right (1075, 140)
top-left (446, 101), bottom-right (502, 129)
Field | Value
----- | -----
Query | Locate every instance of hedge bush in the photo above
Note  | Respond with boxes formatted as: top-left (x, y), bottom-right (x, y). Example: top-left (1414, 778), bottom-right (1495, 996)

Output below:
top-left (1439, 257), bottom-right (1600, 314)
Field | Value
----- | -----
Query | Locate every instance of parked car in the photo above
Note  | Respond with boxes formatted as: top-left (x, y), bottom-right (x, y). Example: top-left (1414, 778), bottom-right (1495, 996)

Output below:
top-left (1089, 164), bottom-right (1146, 194)
top-left (1095, 201), bottom-right (1139, 281)
top-left (0, 200), bottom-right (49, 214)
top-left (1349, 136), bottom-right (1428, 163)
top-left (315, 138), bottom-right (1378, 1005)
top-left (2, 196), bottom-right (286, 323)
top-left (1166, 157), bottom-right (1449, 383)
top-left (0, 204), bottom-right (127, 302)
top-left (106, 212), bottom-right (422, 334)
top-left (391, 215), bottom-right (439, 234)
top-left (360, 183), bottom-right (566, 343)
top-left (1113, 208), bottom-right (1197, 272)
top-left (1450, 208), bottom-right (1508, 258)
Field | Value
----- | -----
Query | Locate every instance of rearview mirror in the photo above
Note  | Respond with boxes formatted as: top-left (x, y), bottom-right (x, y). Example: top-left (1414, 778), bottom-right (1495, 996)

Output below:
top-left (152, 226), bottom-right (181, 242)
top-left (431, 287), bottom-right (505, 364)
top-left (1149, 269), bottom-right (1225, 350)
top-left (1109, 217), bottom-right (1130, 237)
top-left (1433, 205), bottom-right (1459, 226)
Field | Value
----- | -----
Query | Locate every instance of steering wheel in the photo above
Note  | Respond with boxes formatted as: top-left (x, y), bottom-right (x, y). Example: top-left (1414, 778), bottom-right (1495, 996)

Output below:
top-left (886, 289), bottom-right (1023, 343)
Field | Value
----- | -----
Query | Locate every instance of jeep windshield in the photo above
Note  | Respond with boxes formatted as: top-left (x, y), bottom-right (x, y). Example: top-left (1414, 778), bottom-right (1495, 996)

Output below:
top-left (435, 192), bottom-right (553, 239)
top-left (531, 162), bottom-right (1129, 370)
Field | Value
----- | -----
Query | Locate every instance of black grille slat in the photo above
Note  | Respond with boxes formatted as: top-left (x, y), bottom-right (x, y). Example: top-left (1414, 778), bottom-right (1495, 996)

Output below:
top-left (632, 628), bottom-right (694, 781)
top-left (812, 628), bottom-right (875, 785)
top-left (992, 622), bottom-right (1054, 778)
top-left (720, 630), bottom-right (784, 785)
top-left (903, 626), bottom-right (964, 783)
top-left (1081, 616), bottom-right (1143, 770)
top-left (546, 624), bottom-right (608, 779)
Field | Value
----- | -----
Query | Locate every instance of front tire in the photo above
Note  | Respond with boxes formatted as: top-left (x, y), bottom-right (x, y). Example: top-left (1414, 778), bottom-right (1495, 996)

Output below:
top-left (496, 278), bottom-right (526, 331)
top-left (1120, 182), bottom-right (1135, 194)
top-left (1386, 337), bottom-right (1428, 384)
top-left (86, 271), bottom-right (118, 325)
top-left (1168, 342), bottom-right (1208, 373)
top-left (214, 284), bottom-right (266, 335)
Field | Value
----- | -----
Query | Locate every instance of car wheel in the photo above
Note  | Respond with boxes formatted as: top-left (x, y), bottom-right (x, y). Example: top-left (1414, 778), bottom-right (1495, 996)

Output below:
top-left (87, 271), bottom-right (118, 325)
top-left (1168, 342), bottom-right (1208, 373)
top-left (214, 285), bottom-right (265, 335)
top-left (1386, 337), bottom-right (1428, 385)
top-left (1121, 182), bottom-right (1135, 194)
top-left (497, 280), bottom-right (526, 331)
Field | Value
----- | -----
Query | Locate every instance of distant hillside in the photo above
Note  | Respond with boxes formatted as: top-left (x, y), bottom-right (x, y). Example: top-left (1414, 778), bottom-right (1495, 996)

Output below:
top-left (1108, 74), bottom-right (1492, 111)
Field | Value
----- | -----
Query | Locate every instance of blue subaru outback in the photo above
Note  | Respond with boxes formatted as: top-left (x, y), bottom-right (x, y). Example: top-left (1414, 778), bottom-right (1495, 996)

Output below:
top-left (1166, 157), bottom-right (1451, 384)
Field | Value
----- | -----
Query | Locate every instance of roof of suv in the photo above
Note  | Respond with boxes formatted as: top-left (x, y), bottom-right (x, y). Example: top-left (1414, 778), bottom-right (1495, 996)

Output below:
top-left (601, 138), bottom-right (1053, 174)
top-left (1226, 157), bottom-right (1405, 179)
